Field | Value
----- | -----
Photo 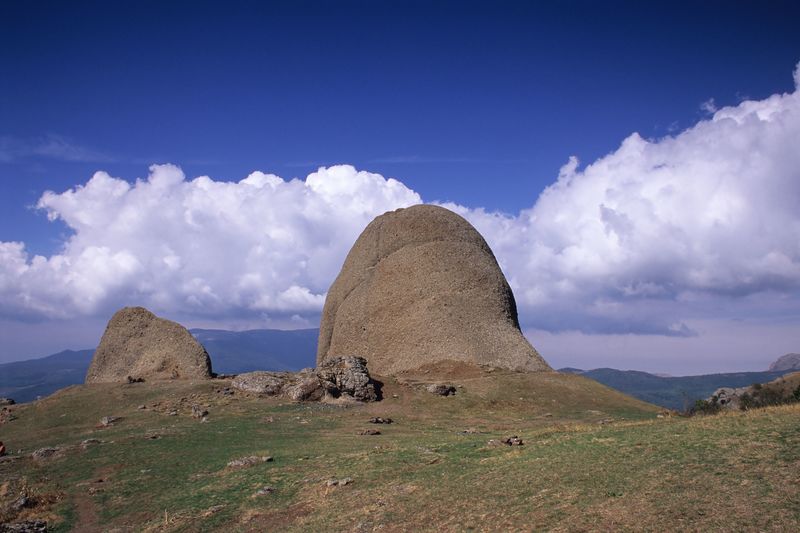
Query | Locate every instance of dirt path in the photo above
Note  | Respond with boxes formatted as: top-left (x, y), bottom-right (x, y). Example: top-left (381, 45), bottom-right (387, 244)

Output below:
top-left (72, 490), bottom-right (101, 533)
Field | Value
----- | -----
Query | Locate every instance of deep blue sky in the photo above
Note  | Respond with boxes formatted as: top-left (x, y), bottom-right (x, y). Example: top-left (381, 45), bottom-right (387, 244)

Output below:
top-left (3, 0), bottom-right (799, 257)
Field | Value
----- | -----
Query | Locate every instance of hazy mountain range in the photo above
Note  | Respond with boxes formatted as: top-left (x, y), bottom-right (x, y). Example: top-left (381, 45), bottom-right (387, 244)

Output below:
top-left (1, 327), bottom-right (797, 409)
top-left (0, 328), bottom-right (318, 403)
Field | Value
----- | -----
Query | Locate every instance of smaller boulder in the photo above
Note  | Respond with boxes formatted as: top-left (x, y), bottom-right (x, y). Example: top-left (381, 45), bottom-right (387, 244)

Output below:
top-left (286, 377), bottom-right (325, 401)
top-left (231, 372), bottom-right (286, 395)
top-left (426, 383), bottom-right (456, 396)
top-left (317, 356), bottom-right (377, 401)
top-left (0, 398), bottom-right (15, 406)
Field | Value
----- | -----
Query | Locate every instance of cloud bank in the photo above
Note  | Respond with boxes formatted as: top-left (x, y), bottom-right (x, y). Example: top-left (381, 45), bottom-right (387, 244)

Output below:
top-left (2, 64), bottom-right (799, 337)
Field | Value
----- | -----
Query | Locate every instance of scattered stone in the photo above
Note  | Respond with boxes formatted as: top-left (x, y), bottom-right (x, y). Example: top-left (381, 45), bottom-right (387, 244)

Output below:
top-left (461, 428), bottom-right (480, 434)
top-left (316, 356), bottom-right (378, 401)
top-left (368, 417), bottom-right (393, 424)
top-left (99, 416), bottom-right (120, 427)
top-left (325, 477), bottom-right (353, 487)
top-left (191, 405), bottom-right (209, 419)
top-left (426, 383), bottom-right (456, 396)
top-left (30, 447), bottom-right (61, 460)
top-left (137, 404), bottom-right (147, 410)
top-left (168, 410), bottom-right (178, 416)
top-left (144, 433), bottom-right (161, 440)
top-left (85, 306), bottom-right (213, 383)
top-left (126, 376), bottom-right (145, 384)
top-left (262, 416), bottom-right (275, 423)
top-left (0, 441), bottom-right (5, 456)
top-left (0, 520), bottom-right (48, 532)
top-left (0, 407), bottom-right (18, 424)
top-left (598, 418), bottom-right (614, 425)
top-left (392, 394), bottom-right (399, 399)
top-left (201, 505), bottom-right (226, 518)
top-left (488, 436), bottom-right (524, 446)
top-left (286, 377), bottom-right (325, 402)
top-left (254, 486), bottom-right (276, 496)
top-left (359, 429), bottom-right (381, 436)
top-left (542, 413), bottom-right (553, 418)
top-left (227, 455), bottom-right (273, 468)
top-left (316, 204), bottom-right (551, 375)
top-left (0, 397), bottom-right (15, 406)
top-left (80, 439), bottom-right (101, 449)
top-left (232, 372), bottom-right (286, 395)
top-left (216, 387), bottom-right (234, 396)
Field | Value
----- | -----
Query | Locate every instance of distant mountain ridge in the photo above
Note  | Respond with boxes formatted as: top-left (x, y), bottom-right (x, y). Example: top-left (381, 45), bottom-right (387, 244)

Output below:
top-left (0, 349), bottom-right (94, 403)
top-left (2, 331), bottom-right (795, 410)
top-left (0, 328), bottom-right (320, 403)
top-left (559, 367), bottom-right (795, 410)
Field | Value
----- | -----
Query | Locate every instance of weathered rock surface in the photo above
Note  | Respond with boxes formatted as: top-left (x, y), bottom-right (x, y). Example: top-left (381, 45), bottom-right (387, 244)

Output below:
top-left (0, 398), bottom-right (15, 406)
top-left (768, 353), bottom-right (800, 371)
top-left (231, 372), bottom-right (286, 395)
top-left (317, 204), bottom-right (550, 376)
top-left (317, 356), bottom-right (377, 401)
top-left (231, 356), bottom-right (377, 402)
top-left (86, 307), bottom-right (212, 383)
top-left (426, 383), bottom-right (457, 396)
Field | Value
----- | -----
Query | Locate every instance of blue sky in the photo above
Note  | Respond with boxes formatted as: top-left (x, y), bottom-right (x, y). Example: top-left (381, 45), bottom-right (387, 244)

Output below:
top-left (2, 1), bottom-right (800, 372)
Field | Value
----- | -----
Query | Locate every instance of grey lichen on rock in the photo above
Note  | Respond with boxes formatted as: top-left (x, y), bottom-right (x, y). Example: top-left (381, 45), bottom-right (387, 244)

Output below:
top-left (85, 306), bottom-right (212, 383)
top-left (317, 204), bottom-right (550, 376)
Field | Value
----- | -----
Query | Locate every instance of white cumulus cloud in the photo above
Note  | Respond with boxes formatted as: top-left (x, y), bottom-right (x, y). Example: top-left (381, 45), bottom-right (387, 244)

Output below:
top-left (1, 63), bottom-right (800, 339)
top-left (0, 165), bottom-right (420, 323)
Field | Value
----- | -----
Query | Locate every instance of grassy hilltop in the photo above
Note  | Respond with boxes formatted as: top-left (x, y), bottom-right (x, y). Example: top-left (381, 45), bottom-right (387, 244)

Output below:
top-left (1, 367), bottom-right (799, 531)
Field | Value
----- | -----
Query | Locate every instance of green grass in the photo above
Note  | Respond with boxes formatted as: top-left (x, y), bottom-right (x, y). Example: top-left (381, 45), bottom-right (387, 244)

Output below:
top-left (1, 373), bottom-right (798, 531)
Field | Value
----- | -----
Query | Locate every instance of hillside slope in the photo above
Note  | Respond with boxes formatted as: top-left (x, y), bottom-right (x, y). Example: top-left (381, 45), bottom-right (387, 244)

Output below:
top-left (1, 372), bottom-right (797, 531)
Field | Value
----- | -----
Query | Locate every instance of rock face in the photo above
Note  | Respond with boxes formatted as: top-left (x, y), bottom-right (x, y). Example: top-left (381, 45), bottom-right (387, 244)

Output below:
top-left (231, 356), bottom-right (377, 402)
top-left (768, 353), bottom-right (800, 372)
top-left (86, 307), bottom-right (212, 383)
top-left (317, 204), bottom-right (550, 376)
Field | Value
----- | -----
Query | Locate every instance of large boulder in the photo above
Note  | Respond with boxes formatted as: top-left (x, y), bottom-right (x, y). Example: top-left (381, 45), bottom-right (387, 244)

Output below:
top-left (317, 204), bottom-right (550, 376)
top-left (86, 307), bottom-right (212, 383)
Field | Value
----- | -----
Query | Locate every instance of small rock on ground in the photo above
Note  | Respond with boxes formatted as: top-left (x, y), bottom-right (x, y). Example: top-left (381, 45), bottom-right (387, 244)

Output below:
top-left (325, 477), bottom-right (353, 487)
top-left (0, 520), bottom-right (48, 532)
top-left (368, 417), bottom-right (393, 424)
top-left (426, 383), bottom-right (456, 396)
top-left (30, 447), bottom-right (61, 460)
top-left (359, 429), bottom-right (381, 436)
top-left (227, 455), bottom-right (273, 468)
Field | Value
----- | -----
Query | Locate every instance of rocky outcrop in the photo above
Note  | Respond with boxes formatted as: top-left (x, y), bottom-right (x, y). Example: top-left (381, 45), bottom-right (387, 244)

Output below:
top-left (768, 353), bottom-right (800, 372)
top-left (86, 307), bottom-right (212, 383)
top-left (707, 371), bottom-right (800, 410)
top-left (317, 204), bottom-right (550, 376)
top-left (231, 356), bottom-right (377, 402)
